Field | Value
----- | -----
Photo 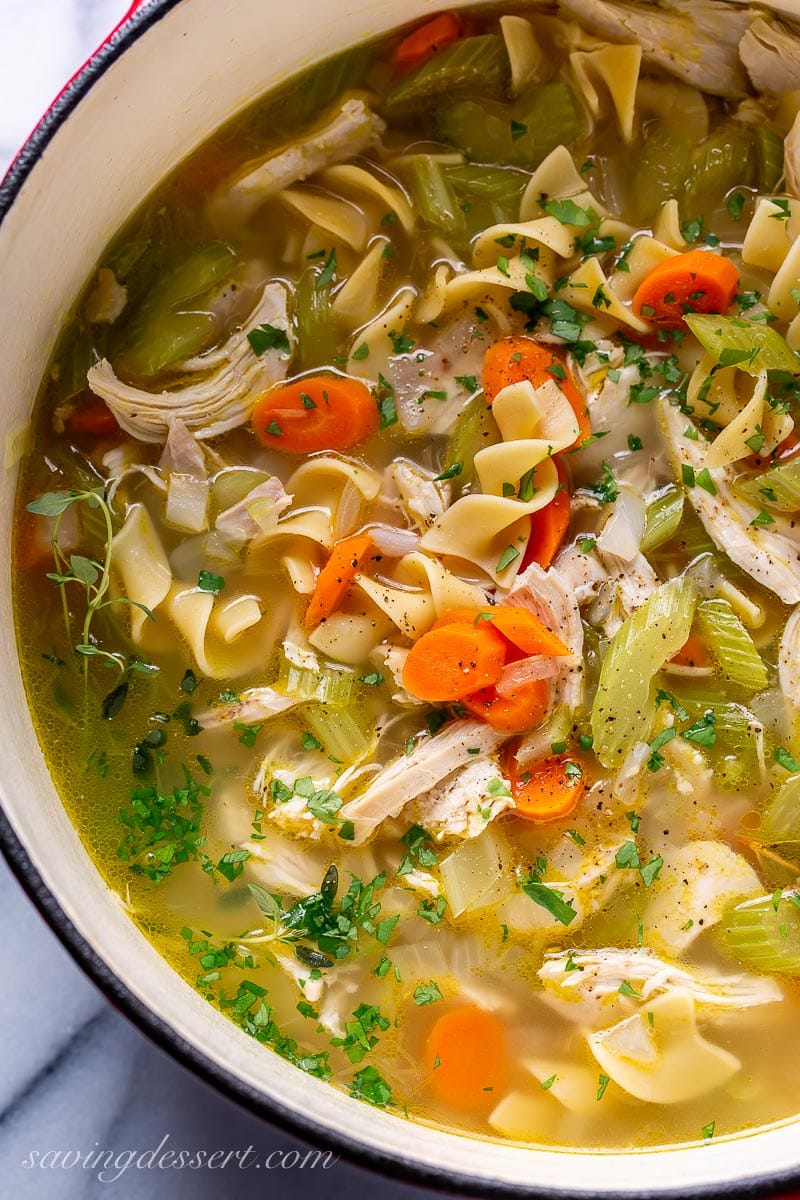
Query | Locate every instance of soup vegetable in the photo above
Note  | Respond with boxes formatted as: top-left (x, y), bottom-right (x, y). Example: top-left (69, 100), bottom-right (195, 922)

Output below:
top-left (16, 0), bottom-right (800, 1151)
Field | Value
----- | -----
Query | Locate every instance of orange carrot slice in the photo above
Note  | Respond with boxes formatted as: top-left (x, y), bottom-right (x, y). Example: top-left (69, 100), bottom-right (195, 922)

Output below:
top-left (462, 677), bottom-right (551, 734)
top-left (632, 249), bottom-right (740, 329)
top-left (304, 532), bottom-right (374, 630)
top-left (64, 397), bottom-right (120, 439)
top-left (482, 336), bottom-right (590, 450)
top-left (521, 462), bottom-right (571, 571)
top-left (424, 1006), bottom-right (509, 1113)
top-left (505, 744), bottom-right (586, 822)
top-left (433, 606), bottom-right (568, 658)
top-left (252, 376), bottom-right (379, 454)
top-left (392, 13), bottom-right (462, 71)
top-left (670, 632), bottom-right (712, 669)
top-left (402, 621), bottom-right (506, 703)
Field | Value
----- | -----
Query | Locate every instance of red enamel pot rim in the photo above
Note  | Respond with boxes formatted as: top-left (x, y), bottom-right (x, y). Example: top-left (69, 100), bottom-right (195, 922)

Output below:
top-left (1, 3), bottom-right (800, 1197)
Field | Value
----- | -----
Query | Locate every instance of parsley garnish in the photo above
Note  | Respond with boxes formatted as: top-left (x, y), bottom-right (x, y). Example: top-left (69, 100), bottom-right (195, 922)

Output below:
top-left (247, 323), bottom-right (290, 356)
top-left (197, 570), bottom-right (225, 594)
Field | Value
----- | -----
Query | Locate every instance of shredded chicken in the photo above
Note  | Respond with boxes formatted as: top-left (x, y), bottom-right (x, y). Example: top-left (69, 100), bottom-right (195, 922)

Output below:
top-left (786, 106), bottom-right (800, 199)
top-left (215, 478), bottom-right (293, 545)
top-left (388, 462), bottom-right (450, 532)
top-left (195, 687), bottom-right (296, 729)
top-left (83, 267), bottom-right (127, 324)
top-left (740, 16), bottom-right (800, 93)
top-left (661, 399), bottom-right (800, 604)
top-left (557, 0), bottom-right (751, 96)
top-left (539, 947), bottom-right (784, 1023)
top-left (159, 417), bottom-right (208, 478)
top-left (407, 756), bottom-right (513, 842)
top-left (779, 608), bottom-right (800, 715)
top-left (338, 720), bottom-right (503, 842)
top-left (212, 99), bottom-right (385, 223)
top-left (87, 282), bottom-right (292, 442)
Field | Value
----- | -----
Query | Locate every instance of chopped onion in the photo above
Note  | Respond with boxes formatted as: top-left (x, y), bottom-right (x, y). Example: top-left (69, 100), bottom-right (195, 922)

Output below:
top-left (165, 474), bottom-right (209, 533)
top-left (440, 825), bottom-right (512, 918)
top-left (496, 655), bottom-right (562, 695)
top-left (597, 484), bottom-right (645, 564)
top-left (367, 524), bottom-right (420, 557)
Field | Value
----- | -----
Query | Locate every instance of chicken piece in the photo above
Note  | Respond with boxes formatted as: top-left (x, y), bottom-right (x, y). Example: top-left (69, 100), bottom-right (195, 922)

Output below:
top-left (195, 687), bottom-right (296, 730)
top-left (388, 461), bottom-right (450, 532)
top-left (87, 282), bottom-right (292, 442)
top-left (407, 756), bottom-right (513, 842)
top-left (557, 0), bottom-right (750, 97)
top-left (740, 17), bottom-right (800, 93)
top-left (338, 720), bottom-right (503, 843)
top-left (661, 399), bottom-right (800, 604)
top-left (212, 99), bottom-right (386, 223)
top-left (538, 946), bottom-right (784, 1025)
top-left (786, 108), bottom-right (800, 200)
top-left (159, 417), bottom-right (208, 479)
top-left (245, 832), bottom-right (329, 896)
top-left (588, 550), bottom-right (659, 637)
top-left (83, 267), bottom-right (127, 324)
top-left (215, 477), bottom-right (293, 546)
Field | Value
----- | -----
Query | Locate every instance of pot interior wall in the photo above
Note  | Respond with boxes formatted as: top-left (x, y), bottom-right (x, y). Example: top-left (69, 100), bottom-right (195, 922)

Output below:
top-left (0, 0), bottom-right (798, 1191)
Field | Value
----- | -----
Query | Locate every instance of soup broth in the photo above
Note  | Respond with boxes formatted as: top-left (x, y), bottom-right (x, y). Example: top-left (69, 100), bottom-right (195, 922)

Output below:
top-left (15, 0), bottom-right (800, 1151)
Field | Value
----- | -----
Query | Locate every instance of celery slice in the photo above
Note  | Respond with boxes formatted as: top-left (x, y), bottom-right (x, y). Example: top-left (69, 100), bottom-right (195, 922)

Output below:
top-left (277, 655), bottom-right (358, 706)
top-left (756, 127), bottom-right (784, 193)
top-left (435, 82), bottom-right (584, 168)
top-left (301, 702), bottom-right (375, 763)
top-left (735, 457), bottom-right (800, 514)
top-left (695, 598), bottom-right (768, 692)
top-left (751, 775), bottom-right (800, 845)
top-left (443, 394), bottom-right (501, 496)
top-left (445, 164), bottom-right (528, 209)
top-left (633, 124), bottom-right (692, 222)
top-left (591, 578), bottom-right (697, 769)
top-left (383, 35), bottom-right (509, 119)
top-left (294, 267), bottom-right (340, 372)
top-left (401, 156), bottom-right (464, 240)
top-left (641, 485), bottom-right (684, 555)
top-left (685, 314), bottom-right (800, 376)
top-left (717, 889), bottom-right (800, 973)
top-left (119, 243), bottom-right (236, 378)
top-left (684, 127), bottom-right (756, 219)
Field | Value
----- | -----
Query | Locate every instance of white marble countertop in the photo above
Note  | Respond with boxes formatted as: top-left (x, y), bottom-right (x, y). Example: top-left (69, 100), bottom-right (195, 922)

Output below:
top-left (0, 4), bottom-right (431, 1196)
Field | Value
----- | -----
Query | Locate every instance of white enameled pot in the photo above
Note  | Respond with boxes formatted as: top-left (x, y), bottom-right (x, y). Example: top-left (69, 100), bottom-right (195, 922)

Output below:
top-left (0, 1), bottom-right (799, 1194)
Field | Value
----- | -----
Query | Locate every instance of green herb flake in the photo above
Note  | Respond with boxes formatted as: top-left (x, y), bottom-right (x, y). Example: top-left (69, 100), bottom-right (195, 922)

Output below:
top-left (197, 570), bottom-right (225, 594)
top-left (413, 981), bottom-right (443, 1006)
top-left (247, 323), bottom-right (290, 356)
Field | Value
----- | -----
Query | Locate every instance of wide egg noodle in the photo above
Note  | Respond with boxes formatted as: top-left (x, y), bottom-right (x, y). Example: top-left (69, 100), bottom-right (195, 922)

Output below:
top-left (500, 14), bottom-right (546, 95)
top-left (520, 144), bottom-right (607, 224)
top-left (704, 370), bottom-right (768, 468)
top-left (608, 235), bottom-right (678, 302)
top-left (741, 196), bottom-right (800, 273)
top-left (346, 287), bottom-right (416, 377)
top-left (318, 163), bottom-right (415, 234)
top-left (280, 187), bottom-right (370, 251)
top-left (561, 255), bottom-right (652, 333)
top-left (167, 584), bottom-right (288, 679)
top-left (111, 502), bottom-right (173, 640)
top-left (332, 236), bottom-right (389, 326)
top-left (569, 42), bottom-right (643, 143)
top-left (421, 379), bottom-right (575, 584)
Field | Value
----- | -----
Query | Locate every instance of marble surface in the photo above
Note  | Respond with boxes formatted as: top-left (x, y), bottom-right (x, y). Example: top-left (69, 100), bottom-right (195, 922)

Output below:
top-left (0, 4), bottom-right (429, 1197)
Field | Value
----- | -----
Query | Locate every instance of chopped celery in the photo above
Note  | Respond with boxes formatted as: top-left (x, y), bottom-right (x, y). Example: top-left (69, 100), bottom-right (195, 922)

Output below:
top-left (735, 457), bottom-right (800, 514)
top-left (301, 702), bottom-right (374, 763)
top-left (435, 81), bottom-right (584, 168)
top-left (273, 45), bottom-right (373, 129)
top-left (119, 242), bottom-right (236, 378)
top-left (641, 485), bottom-right (684, 555)
top-left (633, 124), bottom-right (692, 223)
top-left (383, 35), bottom-right (509, 120)
top-left (717, 889), bottom-right (800, 973)
top-left (277, 654), bottom-right (358, 706)
top-left (756, 127), bottom-right (784, 193)
top-left (684, 126), bottom-right (756, 220)
top-left (695, 598), bottom-right (768, 692)
top-left (50, 327), bottom-right (107, 403)
top-left (445, 164), bottom-right (528, 210)
top-left (685, 314), bottom-right (800, 376)
top-left (294, 267), bottom-right (340, 372)
top-left (591, 578), bottom-right (697, 769)
top-left (400, 156), bottom-right (464, 240)
top-left (443, 394), bottom-right (501, 496)
top-left (751, 775), bottom-right (800, 845)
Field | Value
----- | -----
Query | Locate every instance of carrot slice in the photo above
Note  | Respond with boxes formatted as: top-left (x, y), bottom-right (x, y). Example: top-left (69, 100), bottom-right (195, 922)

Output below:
top-left (670, 632), bottom-right (712, 669)
top-left (304, 532), bottom-right (374, 630)
top-left (505, 744), bottom-right (586, 822)
top-left (482, 336), bottom-right (590, 450)
top-left (402, 622), bottom-right (506, 703)
top-left (392, 13), bottom-right (462, 71)
top-left (521, 462), bottom-right (571, 571)
top-left (252, 375), bottom-right (379, 454)
top-left (632, 249), bottom-right (740, 329)
top-left (64, 396), bottom-right (120, 439)
top-left (424, 1006), bottom-right (509, 1113)
top-left (462, 677), bottom-right (551, 734)
top-left (433, 606), bottom-right (568, 658)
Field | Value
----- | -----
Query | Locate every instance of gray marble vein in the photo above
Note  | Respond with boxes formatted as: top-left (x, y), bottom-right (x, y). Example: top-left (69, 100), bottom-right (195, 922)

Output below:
top-left (0, 4), bottom-right (434, 1196)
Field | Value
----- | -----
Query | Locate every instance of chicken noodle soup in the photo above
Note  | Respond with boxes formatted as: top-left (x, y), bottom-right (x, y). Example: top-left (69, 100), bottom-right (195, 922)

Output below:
top-left (16, 0), bottom-right (800, 1150)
